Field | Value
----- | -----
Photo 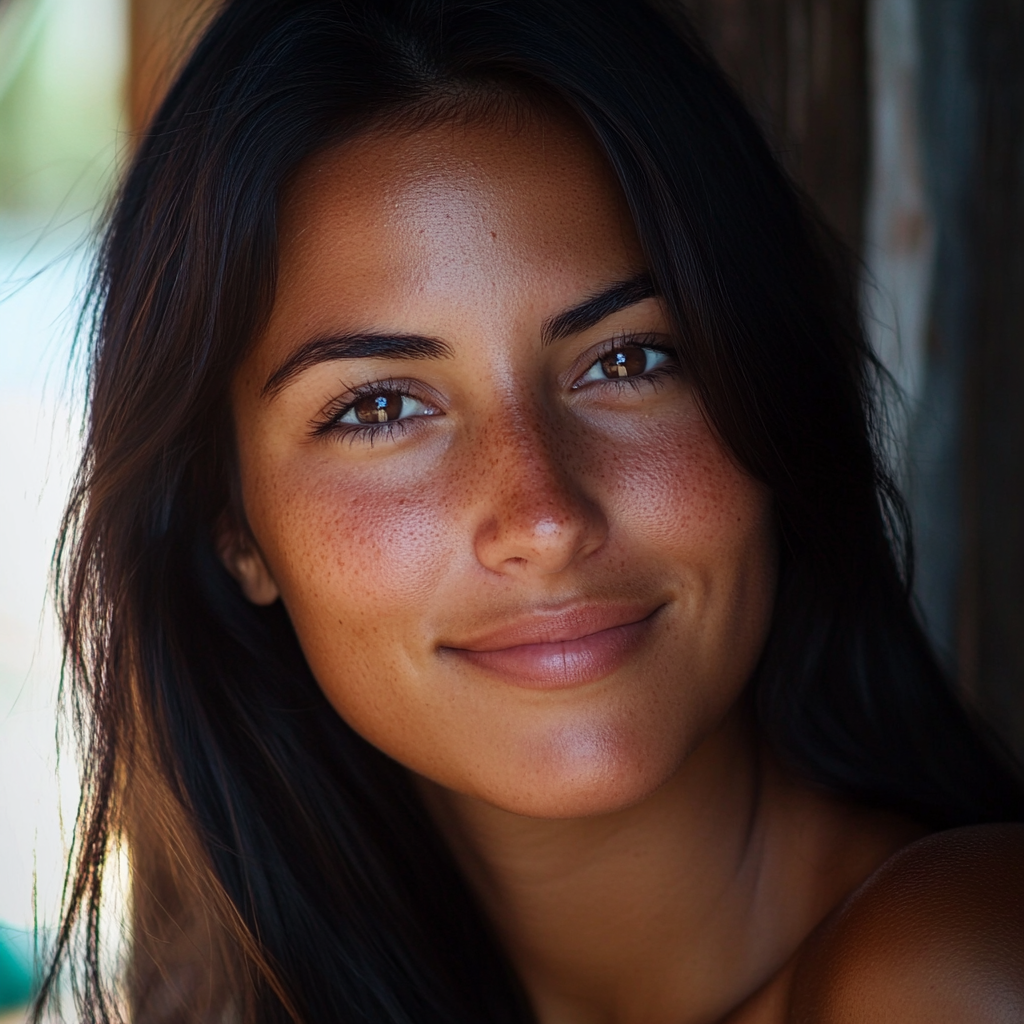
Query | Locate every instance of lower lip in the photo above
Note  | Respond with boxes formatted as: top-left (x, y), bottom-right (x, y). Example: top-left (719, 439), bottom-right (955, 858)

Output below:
top-left (445, 611), bottom-right (659, 690)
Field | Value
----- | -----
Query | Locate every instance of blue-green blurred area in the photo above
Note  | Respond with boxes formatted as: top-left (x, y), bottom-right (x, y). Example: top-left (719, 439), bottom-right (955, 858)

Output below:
top-left (0, 926), bottom-right (33, 1012)
top-left (1, 0), bottom-right (127, 1018)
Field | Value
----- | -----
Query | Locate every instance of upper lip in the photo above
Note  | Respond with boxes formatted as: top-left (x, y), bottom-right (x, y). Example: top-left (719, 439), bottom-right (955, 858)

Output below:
top-left (443, 602), bottom-right (663, 652)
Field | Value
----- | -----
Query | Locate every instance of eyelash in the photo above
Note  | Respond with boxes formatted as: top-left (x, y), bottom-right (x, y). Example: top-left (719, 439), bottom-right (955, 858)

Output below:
top-left (311, 378), bottom-right (428, 444)
top-left (311, 332), bottom-right (680, 443)
top-left (572, 332), bottom-right (680, 392)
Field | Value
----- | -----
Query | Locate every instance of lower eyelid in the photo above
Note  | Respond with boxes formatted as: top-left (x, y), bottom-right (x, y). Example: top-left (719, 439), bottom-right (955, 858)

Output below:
top-left (316, 415), bottom-right (411, 444)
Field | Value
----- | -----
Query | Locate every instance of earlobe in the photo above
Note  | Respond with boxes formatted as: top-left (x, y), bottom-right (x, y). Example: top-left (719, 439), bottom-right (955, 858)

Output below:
top-left (216, 524), bottom-right (281, 606)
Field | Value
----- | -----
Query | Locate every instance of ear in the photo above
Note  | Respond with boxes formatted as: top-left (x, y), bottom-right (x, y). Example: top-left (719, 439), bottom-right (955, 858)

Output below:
top-left (216, 518), bottom-right (280, 606)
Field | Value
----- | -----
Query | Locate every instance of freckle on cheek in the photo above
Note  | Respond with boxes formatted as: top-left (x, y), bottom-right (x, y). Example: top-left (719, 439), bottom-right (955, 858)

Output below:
top-left (282, 478), bottom-right (453, 607)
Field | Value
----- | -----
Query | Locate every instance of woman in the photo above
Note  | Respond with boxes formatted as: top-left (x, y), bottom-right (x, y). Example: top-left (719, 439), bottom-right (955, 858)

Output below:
top-left (44, 1), bottom-right (1024, 1022)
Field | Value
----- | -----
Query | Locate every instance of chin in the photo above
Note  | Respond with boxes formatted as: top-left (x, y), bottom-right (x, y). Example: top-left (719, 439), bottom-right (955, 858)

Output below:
top-left (453, 720), bottom-right (686, 820)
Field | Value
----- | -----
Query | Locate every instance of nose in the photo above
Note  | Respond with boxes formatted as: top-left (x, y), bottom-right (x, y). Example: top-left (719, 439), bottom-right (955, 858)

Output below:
top-left (471, 410), bottom-right (608, 578)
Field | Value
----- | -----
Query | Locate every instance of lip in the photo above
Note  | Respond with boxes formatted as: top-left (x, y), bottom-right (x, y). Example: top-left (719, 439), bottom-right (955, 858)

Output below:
top-left (440, 602), bottom-right (664, 690)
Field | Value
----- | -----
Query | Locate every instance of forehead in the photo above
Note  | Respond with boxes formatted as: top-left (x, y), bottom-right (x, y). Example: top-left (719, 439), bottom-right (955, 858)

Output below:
top-left (267, 108), bottom-right (645, 343)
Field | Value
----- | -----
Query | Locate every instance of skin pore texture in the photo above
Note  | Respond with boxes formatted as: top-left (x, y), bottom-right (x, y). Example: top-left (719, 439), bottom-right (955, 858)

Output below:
top-left (223, 107), bottom-right (1021, 1024)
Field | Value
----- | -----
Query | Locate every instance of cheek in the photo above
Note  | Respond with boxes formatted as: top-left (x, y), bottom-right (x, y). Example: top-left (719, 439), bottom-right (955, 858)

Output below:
top-left (595, 412), bottom-right (777, 705)
top-left (245, 453), bottom-right (458, 652)
top-left (597, 408), bottom-right (774, 572)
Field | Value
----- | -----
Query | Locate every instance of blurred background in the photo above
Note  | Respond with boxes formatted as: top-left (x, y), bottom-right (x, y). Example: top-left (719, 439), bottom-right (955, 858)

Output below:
top-left (1, 0), bottom-right (126, 1017)
top-left (0, 0), bottom-right (1022, 1017)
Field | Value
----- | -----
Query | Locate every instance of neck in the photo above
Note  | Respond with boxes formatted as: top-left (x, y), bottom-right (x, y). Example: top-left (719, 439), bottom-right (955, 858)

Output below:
top-left (419, 707), bottom-right (917, 1024)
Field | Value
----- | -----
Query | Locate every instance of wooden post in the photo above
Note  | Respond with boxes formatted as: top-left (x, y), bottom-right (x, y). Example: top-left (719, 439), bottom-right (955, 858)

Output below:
top-left (959, 0), bottom-right (1024, 753)
top-left (680, 0), bottom-right (869, 251)
top-left (129, 0), bottom-right (217, 132)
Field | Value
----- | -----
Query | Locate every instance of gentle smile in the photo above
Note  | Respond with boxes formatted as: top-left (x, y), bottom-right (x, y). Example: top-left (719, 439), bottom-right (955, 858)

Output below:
top-left (441, 603), bottom-right (664, 689)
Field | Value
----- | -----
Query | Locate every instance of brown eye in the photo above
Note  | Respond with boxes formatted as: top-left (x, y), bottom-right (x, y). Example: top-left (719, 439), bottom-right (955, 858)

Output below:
top-left (575, 343), bottom-right (673, 389)
top-left (353, 392), bottom-right (405, 424)
top-left (336, 389), bottom-right (434, 431)
top-left (600, 346), bottom-right (648, 378)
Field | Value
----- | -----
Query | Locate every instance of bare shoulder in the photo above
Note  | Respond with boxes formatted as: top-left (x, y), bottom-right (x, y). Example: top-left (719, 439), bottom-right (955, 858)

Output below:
top-left (788, 823), bottom-right (1024, 1024)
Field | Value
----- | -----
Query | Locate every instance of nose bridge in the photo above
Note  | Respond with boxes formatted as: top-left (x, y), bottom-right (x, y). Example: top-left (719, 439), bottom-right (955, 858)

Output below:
top-left (470, 391), bottom-right (607, 575)
top-left (493, 394), bottom-right (567, 497)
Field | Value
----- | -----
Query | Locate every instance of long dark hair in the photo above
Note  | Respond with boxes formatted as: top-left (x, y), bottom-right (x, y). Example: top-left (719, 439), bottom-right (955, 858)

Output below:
top-left (43, 1), bottom-right (1024, 1021)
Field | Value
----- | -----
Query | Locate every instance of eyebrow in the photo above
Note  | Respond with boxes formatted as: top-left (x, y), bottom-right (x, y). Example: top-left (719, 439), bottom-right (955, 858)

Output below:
top-left (541, 272), bottom-right (657, 345)
top-left (261, 332), bottom-right (453, 398)
top-left (261, 271), bottom-right (657, 399)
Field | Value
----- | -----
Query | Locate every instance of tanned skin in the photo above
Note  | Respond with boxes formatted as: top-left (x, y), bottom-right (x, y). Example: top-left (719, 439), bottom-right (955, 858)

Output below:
top-left (221, 105), bottom-right (1024, 1024)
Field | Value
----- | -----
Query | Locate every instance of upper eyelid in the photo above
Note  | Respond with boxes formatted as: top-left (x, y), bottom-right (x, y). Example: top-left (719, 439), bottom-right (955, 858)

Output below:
top-left (595, 329), bottom-right (668, 348)
top-left (588, 328), bottom-right (671, 352)
top-left (322, 376), bottom-right (428, 407)
top-left (262, 333), bottom-right (453, 400)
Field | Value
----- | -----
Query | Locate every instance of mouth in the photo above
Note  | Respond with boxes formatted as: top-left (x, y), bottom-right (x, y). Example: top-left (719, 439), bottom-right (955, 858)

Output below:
top-left (440, 602), bottom-right (664, 690)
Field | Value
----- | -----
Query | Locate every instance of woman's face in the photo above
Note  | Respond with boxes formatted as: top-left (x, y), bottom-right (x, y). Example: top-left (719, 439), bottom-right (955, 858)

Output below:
top-left (228, 108), bottom-right (777, 818)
